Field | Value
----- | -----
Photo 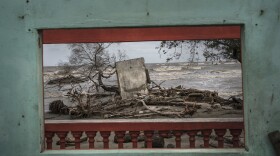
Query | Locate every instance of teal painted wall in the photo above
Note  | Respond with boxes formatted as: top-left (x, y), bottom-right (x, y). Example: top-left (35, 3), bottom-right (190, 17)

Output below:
top-left (0, 0), bottom-right (279, 155)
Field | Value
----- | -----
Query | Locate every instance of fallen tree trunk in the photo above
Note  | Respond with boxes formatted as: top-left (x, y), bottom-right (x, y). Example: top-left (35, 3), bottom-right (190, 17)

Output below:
top-left (146, 101), bottom-right (203, 109)
top-left (138, 100), bottom-right (185, 118)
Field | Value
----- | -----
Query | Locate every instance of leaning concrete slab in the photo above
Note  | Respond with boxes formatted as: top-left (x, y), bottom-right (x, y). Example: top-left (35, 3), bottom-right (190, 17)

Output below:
top-left (116, 57), bottom-right (149, 99)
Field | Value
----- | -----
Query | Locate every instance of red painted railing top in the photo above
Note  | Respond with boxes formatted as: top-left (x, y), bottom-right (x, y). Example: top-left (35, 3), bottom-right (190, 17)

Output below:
top-left (42, 26), bottom-right (241, 44)
top-left (45, 118), bottom-right (244, 132)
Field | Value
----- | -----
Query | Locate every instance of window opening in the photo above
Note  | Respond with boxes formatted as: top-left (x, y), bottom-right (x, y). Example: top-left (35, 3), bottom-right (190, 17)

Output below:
top-left (43, 26), bottom-right (244, 150)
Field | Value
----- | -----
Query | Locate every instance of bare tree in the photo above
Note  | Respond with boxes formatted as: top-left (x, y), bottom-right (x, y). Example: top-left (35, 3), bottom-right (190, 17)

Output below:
top-left (58, 43), bottom-right (127, 95)
top-left (47, 43), bottom-right (128, 118)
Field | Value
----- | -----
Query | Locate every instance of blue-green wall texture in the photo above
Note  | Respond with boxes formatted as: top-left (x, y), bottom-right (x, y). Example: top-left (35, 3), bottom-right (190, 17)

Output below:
top-left (0, 0), bottom-right (279, 155)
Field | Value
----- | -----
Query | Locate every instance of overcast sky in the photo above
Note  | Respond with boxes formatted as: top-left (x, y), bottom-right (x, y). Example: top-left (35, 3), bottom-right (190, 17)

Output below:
top-left (43, 41), bottom-right (202, 66)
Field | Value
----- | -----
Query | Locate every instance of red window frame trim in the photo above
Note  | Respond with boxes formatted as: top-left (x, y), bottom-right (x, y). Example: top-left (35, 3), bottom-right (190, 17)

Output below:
top-left (42, 25), bottom-right (240, 44)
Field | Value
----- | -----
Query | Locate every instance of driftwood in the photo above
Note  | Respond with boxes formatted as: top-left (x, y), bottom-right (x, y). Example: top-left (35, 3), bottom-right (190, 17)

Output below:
top-left (48, 86), bottom-right (242, 119)
top-left (145, 101), bottom-right (202, 109)
top-left (147, 101), bottom-right (186, 106)
top-left (97, 71), bottom-right (119, 94)
top-left (150, 80), bottom-right (166, 90)
top-left (125, 113), bottom-right (159, 118)
top-left (138, 100), bottom-right (185, 118)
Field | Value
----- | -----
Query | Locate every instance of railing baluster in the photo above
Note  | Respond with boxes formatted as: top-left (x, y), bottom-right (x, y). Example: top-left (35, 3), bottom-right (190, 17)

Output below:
top-left (45, 119), bottom-right (243, 150)
top-left (173, 131), bottom-right (183, 148)
top-left (45, 132), bottom-right (54, 149)
top-left (202, 129), bottom-right (212, 148)
top-left (144, 131), bottom-right (153, 148)
top-left (100, 131), bottom-right (111, 149)
top-left (230, 129), bottom-right (242, 147)
top-left (85, 131), bottom-right (97, 149)
top-left (129, 131), bottom-right (140, 148)
top-left (159, 130), bottom-right (169, 148)
top-left (214, 129), bottom-right (226, 148)
top-left (159, 130), bottom-right (169, 138)
top-left (72, 131), bottom-right (83, 149)
top-left (56, 131), bottom-right (68, 149)
top-left (115, 131), bottom-right (126, 149)
top-left (187, 130), bottom-right (198, 148)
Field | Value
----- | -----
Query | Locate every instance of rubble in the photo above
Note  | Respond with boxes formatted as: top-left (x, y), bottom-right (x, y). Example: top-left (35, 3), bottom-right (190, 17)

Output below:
top-left (47, 58), bottom-right (243, 119)
top-left (48, 87), bottom-right (243, 119)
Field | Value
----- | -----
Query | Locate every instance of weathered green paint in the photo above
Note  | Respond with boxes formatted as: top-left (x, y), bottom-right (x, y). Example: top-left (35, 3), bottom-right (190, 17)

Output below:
top-left (0, 0), bottom-right (279, 155)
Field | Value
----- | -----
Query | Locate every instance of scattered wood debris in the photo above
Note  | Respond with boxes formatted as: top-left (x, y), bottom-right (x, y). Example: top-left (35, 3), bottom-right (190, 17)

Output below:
top-left (48, 86), bottom-right (243, 119)
top-left (46, 58), bottom-right (242, 119)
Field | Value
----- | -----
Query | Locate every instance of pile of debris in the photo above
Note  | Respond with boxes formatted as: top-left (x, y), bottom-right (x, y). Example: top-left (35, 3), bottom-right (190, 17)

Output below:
top-left (48, 58), bottom-right (242, 119)
top-left (49, 87), bottom-right (242, 119)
